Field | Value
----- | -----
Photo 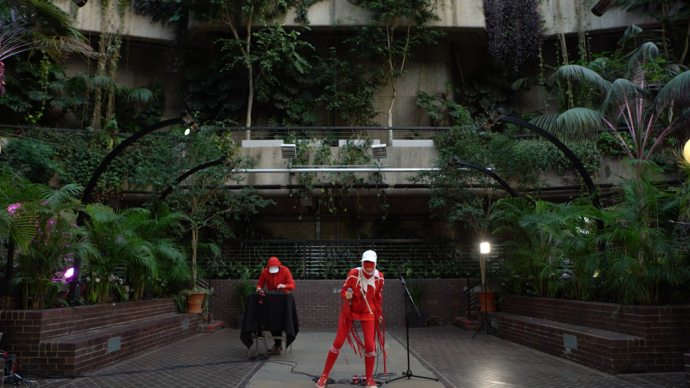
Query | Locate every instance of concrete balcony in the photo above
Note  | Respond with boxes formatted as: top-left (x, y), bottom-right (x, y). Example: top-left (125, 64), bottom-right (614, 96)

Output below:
top-left (54, 0), bottom-right (173, 43)
top-left (188, 0), bottom-right (486, 33)
top-left (540, 1), bottom-right (655, 36)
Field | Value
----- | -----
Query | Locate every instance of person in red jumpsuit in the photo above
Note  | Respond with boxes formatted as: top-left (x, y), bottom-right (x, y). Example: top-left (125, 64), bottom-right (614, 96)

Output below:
top-left (256, 256), bottom-right (295, 355)
top-left (316, 250), bottom-right (384, 388)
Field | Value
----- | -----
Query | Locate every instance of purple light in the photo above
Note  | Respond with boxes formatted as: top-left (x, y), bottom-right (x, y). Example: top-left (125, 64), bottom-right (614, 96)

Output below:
top-left (64, 268), bottom-right (74, 279)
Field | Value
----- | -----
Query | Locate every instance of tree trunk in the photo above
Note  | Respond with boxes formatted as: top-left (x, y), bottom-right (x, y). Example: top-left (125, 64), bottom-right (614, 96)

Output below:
top-left (387, 80), bottom-right (396, 145)
top-left (244, 6), bottom-right (254, 141)
top-left (246, 64), bottom-right (254, 140)
top-left (191, 226), bottom-right (198, 291)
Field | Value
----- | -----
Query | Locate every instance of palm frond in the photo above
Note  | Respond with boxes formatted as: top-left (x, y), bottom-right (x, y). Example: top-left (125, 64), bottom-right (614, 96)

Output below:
top-left (656, 70), bottom-right (690, 110)
top-left (530, 108), bottom-right (604, 141)
top-left (552, 65), bottom-right (612, 94)
top-left (128, 88), bottom-right (156, 104)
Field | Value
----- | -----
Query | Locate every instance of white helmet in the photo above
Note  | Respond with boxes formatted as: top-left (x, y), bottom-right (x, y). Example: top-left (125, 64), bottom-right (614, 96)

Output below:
top-left (361, 250), bottom-right (377, 264)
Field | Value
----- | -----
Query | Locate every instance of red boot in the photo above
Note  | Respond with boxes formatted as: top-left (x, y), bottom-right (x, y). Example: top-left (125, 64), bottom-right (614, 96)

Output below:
top-left (365, 378), bottom-right (377, 387)
top-left (316, 375), bottom-right (329, 387)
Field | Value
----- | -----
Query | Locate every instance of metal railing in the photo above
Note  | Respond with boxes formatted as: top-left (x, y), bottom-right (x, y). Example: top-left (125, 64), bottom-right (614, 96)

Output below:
top-left (200, 239), bottom-right (504, 280)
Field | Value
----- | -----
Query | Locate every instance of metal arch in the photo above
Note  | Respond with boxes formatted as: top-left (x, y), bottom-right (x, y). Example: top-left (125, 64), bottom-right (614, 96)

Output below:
top-left (158, 156), bottom-right (229, 201)
top-left (70, 112), bottom-right (189, 297)
top-left (493, 109), bottom-right (605, 237)
top-left (77, 115), bottom-right (185, 217)
top-left (452, 157), bottom-right (518, 198)
top-left (495, 109), bottom-right (601, 210)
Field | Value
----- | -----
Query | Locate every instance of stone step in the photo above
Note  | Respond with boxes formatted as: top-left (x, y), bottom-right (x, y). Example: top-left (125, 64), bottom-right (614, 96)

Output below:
top-left (202, 320), bottom-right (225, 333)
top-left (453, 317), bottom-right (479, 331)
top-left (486, 311), bottom-right (648, 374)
top-left (37, 313), bottom-right (201, 376)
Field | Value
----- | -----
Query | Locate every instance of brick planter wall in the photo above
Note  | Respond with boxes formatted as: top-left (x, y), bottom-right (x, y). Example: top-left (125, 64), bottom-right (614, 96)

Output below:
top-left (500, 296), bottom-right (690, 338)
top-left (210, 278), bottom-right (467, 329)
top-left (0, 299), bottom-right (200, 376)
top-left (491, 296), bottom-right (690, 373)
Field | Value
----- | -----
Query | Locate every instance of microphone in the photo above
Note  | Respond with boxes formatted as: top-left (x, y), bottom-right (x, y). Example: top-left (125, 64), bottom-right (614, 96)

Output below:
top-left (347, 287), bottom-right (353, 306)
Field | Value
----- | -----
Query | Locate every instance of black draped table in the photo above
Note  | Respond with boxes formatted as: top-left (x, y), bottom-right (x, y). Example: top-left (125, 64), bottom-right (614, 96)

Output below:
top-left (240, 293), bottom-right (300, 349)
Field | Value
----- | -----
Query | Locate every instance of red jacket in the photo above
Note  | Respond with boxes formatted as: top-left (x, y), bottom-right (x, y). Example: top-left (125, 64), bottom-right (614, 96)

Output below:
top-left (341, 268), bottom-right (384, 321)
top-left (257, 257), bottom-right (296, 293)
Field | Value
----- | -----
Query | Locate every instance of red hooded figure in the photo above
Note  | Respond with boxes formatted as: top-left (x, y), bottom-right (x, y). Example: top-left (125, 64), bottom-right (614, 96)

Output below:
top-left (257, 256), bottom-right (296, 293)
top-left (316, 250), bottom-right (385, 388)
top-left (256, 257), bottom-right (295, 354)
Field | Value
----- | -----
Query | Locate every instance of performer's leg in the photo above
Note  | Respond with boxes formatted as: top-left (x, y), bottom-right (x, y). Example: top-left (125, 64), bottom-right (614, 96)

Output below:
top-left (321, 322), bottom-right (349, 377)
top-left (361, 320), bottom-right (376, 381)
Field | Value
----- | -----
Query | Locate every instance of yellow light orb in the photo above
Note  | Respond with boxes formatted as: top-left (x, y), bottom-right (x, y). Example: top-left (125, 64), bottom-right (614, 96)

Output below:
top-left (684, 139), bottom-right (690, 164)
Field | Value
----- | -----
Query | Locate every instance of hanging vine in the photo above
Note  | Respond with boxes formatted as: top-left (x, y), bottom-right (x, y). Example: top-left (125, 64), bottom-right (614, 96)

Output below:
top-left (483, 0), bottom-right (545, 77)
top-left (90, 0), bottom-right (129, 147)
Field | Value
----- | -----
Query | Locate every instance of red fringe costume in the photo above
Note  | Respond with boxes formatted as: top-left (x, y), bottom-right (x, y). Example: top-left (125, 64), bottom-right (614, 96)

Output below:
top-left (319, 266), bottom-right (386, 384)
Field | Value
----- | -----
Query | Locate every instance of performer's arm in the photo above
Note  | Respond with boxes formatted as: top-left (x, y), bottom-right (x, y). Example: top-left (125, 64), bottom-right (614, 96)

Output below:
top-left (256, 270), bottom-right (266, 291)
top-left (283, 268), bottom-right (296, 290)
top-left (340, 269), bottom-right (357, 300)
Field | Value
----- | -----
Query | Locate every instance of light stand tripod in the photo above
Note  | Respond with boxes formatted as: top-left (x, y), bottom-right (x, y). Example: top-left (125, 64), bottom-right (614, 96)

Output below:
top-left (387, 271), bottom-right (439, 384)
top-left (472, 251), bottom-right (502, 341)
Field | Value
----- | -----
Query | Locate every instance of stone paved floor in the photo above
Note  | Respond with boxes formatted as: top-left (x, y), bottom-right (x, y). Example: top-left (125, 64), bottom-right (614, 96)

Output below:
top-left (11, 326), bottom-right (686, 388)
top-left (17, 329), bottom-right (263, 388)
top-left (386, 327), bottom-right (686, 388)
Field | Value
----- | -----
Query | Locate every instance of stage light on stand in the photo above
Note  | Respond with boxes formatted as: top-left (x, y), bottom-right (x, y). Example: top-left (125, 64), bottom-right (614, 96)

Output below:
top-left (64, 267), bottom-right (75, 279)
top-left (281, 144), bottom-right (297, 160)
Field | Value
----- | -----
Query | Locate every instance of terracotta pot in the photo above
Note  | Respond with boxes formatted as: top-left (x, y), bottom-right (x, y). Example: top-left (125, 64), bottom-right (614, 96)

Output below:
top-left (186, 293), bottom-right (206, 314)
top-left (476, 291), bottom-right (496, 312)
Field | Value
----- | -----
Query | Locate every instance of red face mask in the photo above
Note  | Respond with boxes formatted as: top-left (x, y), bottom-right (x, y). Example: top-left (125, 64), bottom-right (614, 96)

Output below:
top-left (363, 261), bottom-right (376, 276)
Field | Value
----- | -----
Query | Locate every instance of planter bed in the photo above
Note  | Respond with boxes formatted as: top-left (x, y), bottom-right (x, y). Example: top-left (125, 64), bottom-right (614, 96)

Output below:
top-left (494, 296), bottom-right (690, 373)
top-left (0, 299), bottom-right (201, 376)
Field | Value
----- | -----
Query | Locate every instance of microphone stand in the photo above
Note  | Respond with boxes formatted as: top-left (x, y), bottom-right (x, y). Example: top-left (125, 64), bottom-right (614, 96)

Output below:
top-left (387, 272), bottom-right (439, 384)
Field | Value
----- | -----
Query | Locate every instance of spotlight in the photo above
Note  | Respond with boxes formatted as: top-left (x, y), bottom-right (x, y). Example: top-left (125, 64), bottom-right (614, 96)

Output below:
top-left (64, 267), bottom-right (75, 279)
top-left (480, 242), bottom-right (491, 254)
top-left (591, 0), bottom-right (617, 16)
top-left (281, 144), bottom-right (297, 160)
top-left (683, 139), bottom-right (690, 164)
top-left (180, 110), bottom-right (199, 135)
top-left (221, 155), bottom-right (235, 171)
top-left (481, 109), bottom-right (505, 130)
top-left (72, 0), bottom-right (87, 7)
top-left (372, 144), bottom-right (387, 160)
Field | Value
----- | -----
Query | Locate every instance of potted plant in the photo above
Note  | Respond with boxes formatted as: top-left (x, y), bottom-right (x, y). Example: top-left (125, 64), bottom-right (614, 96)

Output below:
top-left (234, 270), bottom-right (254, 329)
top-left (180, 288), bottom-right (212, 314)
top-left (406, 279), bottom-right (427, 328)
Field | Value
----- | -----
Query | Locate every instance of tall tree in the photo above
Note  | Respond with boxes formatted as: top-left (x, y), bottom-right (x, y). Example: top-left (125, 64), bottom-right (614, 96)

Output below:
top-left (349, 0), bottom-right (444, 140)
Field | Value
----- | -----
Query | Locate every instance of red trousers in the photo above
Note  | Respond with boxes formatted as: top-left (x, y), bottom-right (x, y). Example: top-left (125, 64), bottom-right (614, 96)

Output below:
top-left (321, 320), bottom-right (376, 379)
